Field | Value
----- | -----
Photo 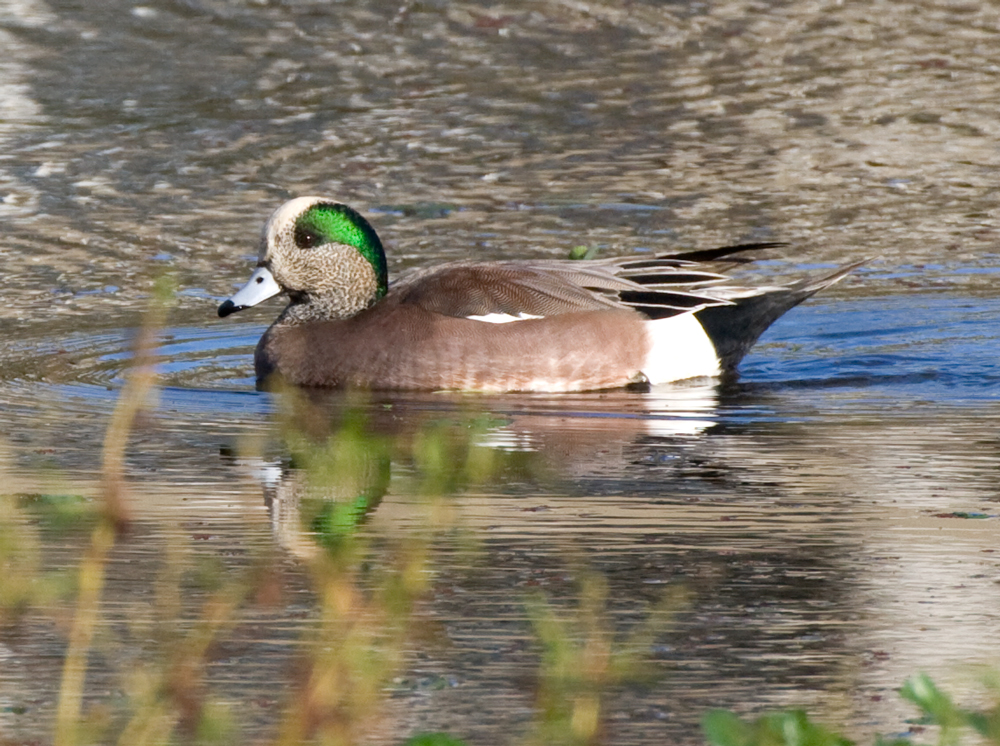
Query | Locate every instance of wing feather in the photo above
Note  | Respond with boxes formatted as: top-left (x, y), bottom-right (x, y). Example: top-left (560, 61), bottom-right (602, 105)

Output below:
top-left (392, 244), bottom-right (783, 320)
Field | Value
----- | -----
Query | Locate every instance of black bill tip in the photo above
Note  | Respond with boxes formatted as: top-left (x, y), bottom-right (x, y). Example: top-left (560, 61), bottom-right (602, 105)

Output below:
top-left (218, 299), bottom-right (242, 318)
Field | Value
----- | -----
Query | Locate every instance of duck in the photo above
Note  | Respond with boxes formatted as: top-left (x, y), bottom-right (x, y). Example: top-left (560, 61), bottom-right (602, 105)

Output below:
top-left (218, 196), bottom-right (864, 392)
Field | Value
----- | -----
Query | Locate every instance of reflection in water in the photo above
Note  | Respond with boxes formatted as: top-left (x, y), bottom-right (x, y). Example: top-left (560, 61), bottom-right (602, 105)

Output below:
top-left (2, 366), bottom-right (1000, 743)
top-left (251, 385), bottom-right (719, 561)
top-left (0, 292), bottom-right (999, 741)
top-left (193, 381), bottom-right (1000, 743)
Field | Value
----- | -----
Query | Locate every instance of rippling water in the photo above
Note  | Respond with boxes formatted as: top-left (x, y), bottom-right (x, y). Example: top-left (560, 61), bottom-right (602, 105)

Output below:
top-left (2, 1), bottom-right (1000, 744)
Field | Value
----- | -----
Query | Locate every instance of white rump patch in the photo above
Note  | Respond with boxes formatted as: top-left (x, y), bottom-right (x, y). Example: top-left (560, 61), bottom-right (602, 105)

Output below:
top-left (642, 312), bottom-right (720, 384)
top-left (466, 312), bottom-right (543, 324)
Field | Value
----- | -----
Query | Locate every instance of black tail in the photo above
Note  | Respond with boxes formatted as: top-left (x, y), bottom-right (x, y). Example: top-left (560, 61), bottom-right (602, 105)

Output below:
top-left (664, 242), bottom-right (788, 264)
top-left (695, 260), bottom-right (868, 371)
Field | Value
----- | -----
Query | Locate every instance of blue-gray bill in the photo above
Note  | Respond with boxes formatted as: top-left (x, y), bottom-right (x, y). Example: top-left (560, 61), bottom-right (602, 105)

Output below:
top-left (218, 266), bottom-right (282, 318)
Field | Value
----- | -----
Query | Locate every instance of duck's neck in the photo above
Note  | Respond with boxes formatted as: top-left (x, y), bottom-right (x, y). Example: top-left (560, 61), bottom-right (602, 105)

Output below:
top-left (275, 295), bottom-right (366, 326)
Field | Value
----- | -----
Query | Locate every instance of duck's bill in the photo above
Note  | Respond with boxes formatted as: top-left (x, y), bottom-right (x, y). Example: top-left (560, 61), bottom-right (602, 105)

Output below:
top-left (218, 266), bottom-right (282, 318)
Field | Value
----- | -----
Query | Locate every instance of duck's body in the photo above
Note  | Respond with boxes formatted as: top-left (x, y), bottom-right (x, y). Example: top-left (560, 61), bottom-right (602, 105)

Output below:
top-left (254, 293), bottom-right (711, 392)
top-left (219, 197), bottom-right (862, 392)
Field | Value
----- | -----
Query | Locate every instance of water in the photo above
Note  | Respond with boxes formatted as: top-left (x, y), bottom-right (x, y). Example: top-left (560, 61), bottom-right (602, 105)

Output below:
top-left (2, 0), bottom-right (1000, 744)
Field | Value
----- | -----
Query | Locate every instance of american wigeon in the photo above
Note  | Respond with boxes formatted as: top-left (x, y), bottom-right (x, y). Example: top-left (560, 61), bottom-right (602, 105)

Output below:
top-left (219, 196), bottom-right (863, 391)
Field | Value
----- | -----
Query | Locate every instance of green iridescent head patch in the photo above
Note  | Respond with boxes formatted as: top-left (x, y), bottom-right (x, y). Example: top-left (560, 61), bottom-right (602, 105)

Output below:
top-left (295, 203), bottom-right (388, 297)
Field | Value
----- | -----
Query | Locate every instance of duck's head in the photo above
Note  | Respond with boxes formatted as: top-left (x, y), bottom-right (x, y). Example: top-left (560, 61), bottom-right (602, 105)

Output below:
top-left (218, 196), bottom-right (388, 322)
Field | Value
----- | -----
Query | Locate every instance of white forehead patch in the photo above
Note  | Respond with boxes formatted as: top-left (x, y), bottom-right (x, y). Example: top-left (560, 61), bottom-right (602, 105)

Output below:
top-left (259, 196), bottom-right (333, 259)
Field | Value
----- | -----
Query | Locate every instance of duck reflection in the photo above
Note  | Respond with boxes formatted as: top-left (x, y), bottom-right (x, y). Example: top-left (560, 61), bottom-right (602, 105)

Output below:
top-left (223, 377), bottom-right (1000, 740)
top-left (245, 381), bottom-right (722, 557)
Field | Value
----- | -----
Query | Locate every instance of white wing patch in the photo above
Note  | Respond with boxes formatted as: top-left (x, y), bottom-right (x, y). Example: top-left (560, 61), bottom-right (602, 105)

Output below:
top-left (642, 312), bottom-right (721, 384)
top-left (466, 312), bottom-right (543, 324)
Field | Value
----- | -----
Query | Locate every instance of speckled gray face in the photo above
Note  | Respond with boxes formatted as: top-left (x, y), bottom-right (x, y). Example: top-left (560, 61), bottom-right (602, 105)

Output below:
top-left (218, 196), bottom-right (388, 323)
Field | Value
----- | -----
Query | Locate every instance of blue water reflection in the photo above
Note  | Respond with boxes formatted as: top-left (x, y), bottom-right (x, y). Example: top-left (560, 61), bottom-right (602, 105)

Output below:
top-left (741, 295), bottom-right (1000, 404)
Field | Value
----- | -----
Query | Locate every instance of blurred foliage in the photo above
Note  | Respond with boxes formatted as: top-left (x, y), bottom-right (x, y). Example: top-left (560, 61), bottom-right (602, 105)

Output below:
top-left (526, 571), bottom-right (686, 746)
top-left (258, 387), bottom-right (547, 746)
top-left (5, 383), bottom-right (1000, 746)
top-left (17, 492), bottom-right (98, 533)
top-left (569, 245), bottom-right (601, 260)
top-left (703, 709), bottom-right (856, 746)
top-left (3, 288), bottom-right (999, 746)
top-left (702, 672), bottom-right (1000, 746)
top-left (401, 734), bottom-right (470, 746)
top-left (0, 491), bottom-right (77, 623)
top-left (900, 672), bottom-right (1000, 746)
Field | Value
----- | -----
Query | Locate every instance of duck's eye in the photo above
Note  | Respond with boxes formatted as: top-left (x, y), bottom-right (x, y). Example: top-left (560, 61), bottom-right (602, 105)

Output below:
top-left (294, 226), bottom-right (322, 249)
